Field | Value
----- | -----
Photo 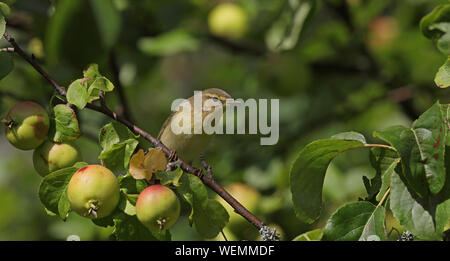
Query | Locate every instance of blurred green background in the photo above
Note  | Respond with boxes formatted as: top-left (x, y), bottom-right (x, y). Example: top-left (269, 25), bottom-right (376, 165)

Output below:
top-left (0, 0), bottom-right (449, 241)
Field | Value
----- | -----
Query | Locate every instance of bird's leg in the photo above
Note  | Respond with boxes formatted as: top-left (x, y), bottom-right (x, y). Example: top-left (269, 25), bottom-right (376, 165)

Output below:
top-left (194, 168), bottom-right (204, 180)
top-left (168, 150), bottom-right (178, 162)
top-left (165, 150), bottom-right (181, 171)
top-left (200, 154), bottom-right (213, 180)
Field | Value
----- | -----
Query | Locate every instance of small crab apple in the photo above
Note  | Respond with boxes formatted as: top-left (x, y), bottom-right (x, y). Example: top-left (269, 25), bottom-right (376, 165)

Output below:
top-left (136, 185), bottom-right (180, 232)
top-left (216, 183), bottom-right (261, 240)
top-left (208, 3), bottom-right (248, 39)
top-left (3, 101), bottom-right (50, 150)
top-left (33, 140), bottom-right (81, 176)
top-left (67, 165), bottom-right (120, 219)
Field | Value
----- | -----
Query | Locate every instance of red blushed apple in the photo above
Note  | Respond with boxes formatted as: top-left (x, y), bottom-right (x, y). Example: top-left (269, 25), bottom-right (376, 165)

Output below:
top-left (67, 165), bottom-right (120, 219)
top-left (136, 185), bottom-right (180, 232)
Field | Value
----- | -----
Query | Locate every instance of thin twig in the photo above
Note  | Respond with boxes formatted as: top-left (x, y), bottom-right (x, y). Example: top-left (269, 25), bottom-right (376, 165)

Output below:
top-left (220, 229), bottom-right (228, 241)
top-left (377, 187), bottom-right (391, 207)
top-left (207, 34), bottom-right (267, 56)
top-left (3, 30), bottom-right (67, 96)
top-left (3, 29), bottom-right (266, 231)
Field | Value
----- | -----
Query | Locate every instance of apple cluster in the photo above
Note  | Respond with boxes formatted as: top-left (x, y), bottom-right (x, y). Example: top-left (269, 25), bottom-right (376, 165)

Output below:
top-left (3, 101), bottom-right (80, 176)
top-left (3, 101), bottom-right (180, 232)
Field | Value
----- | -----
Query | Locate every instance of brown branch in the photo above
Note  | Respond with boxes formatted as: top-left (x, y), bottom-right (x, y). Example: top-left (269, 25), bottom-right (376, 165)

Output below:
top-left (109, 51), bottom-right (134, 122)
top-left (3, 29), bottom-right (266, 231)
top-left (207, 34), bottom-right (268, 56)
top-left (3, 31), bottom-right (67, 97)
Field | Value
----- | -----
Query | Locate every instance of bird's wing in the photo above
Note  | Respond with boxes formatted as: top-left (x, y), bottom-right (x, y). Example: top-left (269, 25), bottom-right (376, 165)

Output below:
top-left (157, 111), bottom-right (177, 139)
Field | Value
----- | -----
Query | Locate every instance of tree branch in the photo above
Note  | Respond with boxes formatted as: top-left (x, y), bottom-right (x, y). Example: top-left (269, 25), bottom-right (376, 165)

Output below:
top-left (207, 34), bottom-right (268, 56)
top-left (3, 29), bottom-right (266, 232)
top-left (3, 31), bottom-right (67, 97)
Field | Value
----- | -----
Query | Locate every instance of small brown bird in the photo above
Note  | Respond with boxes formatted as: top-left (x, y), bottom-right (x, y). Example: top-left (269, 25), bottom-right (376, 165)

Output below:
top-left (157, 88), bottom-right (233, 162)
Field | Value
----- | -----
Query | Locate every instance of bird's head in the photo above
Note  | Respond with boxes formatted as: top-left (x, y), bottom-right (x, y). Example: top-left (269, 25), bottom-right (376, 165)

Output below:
top-left (201, 88), bottom-right (233, 105)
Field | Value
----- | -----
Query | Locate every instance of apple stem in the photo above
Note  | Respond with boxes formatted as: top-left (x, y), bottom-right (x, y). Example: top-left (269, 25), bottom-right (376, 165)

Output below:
top-left (157, 218), bottom-right (166, 230)
top-left (1, 118), bottom-right (14, 128)
top-left (86, 201), bottom-right (99, 219)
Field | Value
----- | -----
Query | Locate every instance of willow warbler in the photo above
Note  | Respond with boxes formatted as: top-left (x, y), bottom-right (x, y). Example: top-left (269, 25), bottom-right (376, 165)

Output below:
top-left (157, 88), bottom-right (233, 162)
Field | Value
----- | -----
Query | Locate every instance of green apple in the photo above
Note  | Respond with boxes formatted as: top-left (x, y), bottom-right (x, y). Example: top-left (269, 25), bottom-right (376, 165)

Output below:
top-left (3, 101), bottom-right (49, 150)
top-left (67, 165), bottom-right (120, 219)
top-left (136, 185), bottom-right (180, 232)
top-left (216, 182), bottom-right (261, 240)
top-left (33, 140), bottom-right (81, 177)
top-left (208, 3), bottom-right (248, 39)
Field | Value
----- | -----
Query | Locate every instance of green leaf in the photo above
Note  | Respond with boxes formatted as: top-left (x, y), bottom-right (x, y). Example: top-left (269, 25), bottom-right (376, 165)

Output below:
top-left (99, 121), bottom-right (138, 151)
top-left (83, 63), bottom-right (102, 85)
top-left (420, 4), bottom-right (450, 40)
top-left (112, 212), bottom-right (171, 241)
top-left (92, 214), bottom-right (115, 227)
top-left (265, 0), bottom-right (316, 52)
top-left (66, 79), bottom-right (90, 109)
top-left (359, 205), bottom-right (386, 241)
top-left (156, 168), bottom-right (183, 186)
top-left (289, 138), bottom-right (365, 223)
top-left (331, 131), bottom-right (367, 143)
top-left (0, 14), bottom-right (5, 38)
top-left (57, 187), bottom-right (71, 220)
top-left (126, 194), bottom-right (139, 206)
top-left (67, 65), bottom-right (115, 108)
top-left (435, 57), bottom-right (450, 88)
top-left (89, 0), bottom-right (121, 49)
top-left (322, 201), bottom-right (384, 241)
top-left (38, 162), bottom-right (88, 220)
top-left (49, 104), bottom-right (81, 142)
top-left (86, 77), bottom-right (115, 103)
top-left (0, 2), bottom-right (11, 16)
top-left (0, 51), bottom-right (13, 80)
top-left (292, 229), bottom-right (323, 241)
top-left (194, 199), bottom-right (229, 239)
top-left (44, 0), bottom-right (84, 65)
top-left (367, 147), bottom-right (401, 201)
top-left (374, 126), bottom-right (429, 198)
top-left (138, 29), bottom-right (199, 56)
top-left (412, 101), bottom-right (446, 194)
top-left (178, 174), bottom-right (208, 210)
top-left (178, 174), bottom-right (209, 227)
top-left (118, 173), bottom-right (147, 194)
top-left (436, 146), bottom-right (450, 235)
top-left (117, 190), bottom-right (136, 216)
top-left (429, 23), bottom-right (450, 55)
top-left (98, 121), bottom-right (139, 173)
top-left (88, 76), bottom-right (114, 93)
top-left (390, 172), bottom-right (440, 240)
top-left (99, 138), bottom-right (139, 173)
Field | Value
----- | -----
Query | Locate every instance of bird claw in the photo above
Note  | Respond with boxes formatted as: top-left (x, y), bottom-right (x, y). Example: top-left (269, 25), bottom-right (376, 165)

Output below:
top-left (194, 168), bottom-right (204, 179)
top-left (199, 154), bottom-right (213, 180)
top-left (166, 159), bottom-right (181, 172)
top-left (168, 150), bottom-right (178, 162)
top-left (165, 150), bottom-right (181, 171)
